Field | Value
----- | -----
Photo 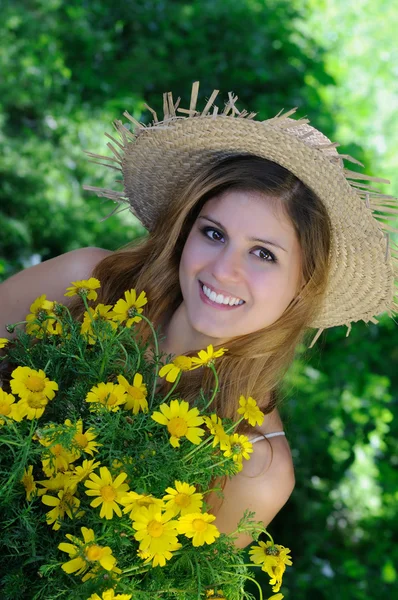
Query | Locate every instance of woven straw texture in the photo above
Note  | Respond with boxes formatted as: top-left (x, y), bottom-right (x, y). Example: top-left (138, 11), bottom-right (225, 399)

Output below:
top-left (84, 83), bottom-right (398, 332)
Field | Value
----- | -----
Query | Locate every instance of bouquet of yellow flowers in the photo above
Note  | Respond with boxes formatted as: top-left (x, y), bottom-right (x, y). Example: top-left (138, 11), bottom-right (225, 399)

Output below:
top-left (0, 279), bottom-right (292, 600)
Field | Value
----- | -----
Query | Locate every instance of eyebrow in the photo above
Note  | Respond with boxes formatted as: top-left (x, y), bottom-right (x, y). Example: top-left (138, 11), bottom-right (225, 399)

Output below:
top-left (198, 215), bottom-right (288, 252)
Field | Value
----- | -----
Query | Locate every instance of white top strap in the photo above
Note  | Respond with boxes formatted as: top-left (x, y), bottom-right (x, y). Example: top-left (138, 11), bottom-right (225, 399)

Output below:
top-left (250, 431), bottom-right (286, 443)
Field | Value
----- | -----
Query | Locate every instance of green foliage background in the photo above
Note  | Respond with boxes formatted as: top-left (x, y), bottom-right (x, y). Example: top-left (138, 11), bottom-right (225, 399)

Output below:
top-left (0, 1), bottom-right (397, 598)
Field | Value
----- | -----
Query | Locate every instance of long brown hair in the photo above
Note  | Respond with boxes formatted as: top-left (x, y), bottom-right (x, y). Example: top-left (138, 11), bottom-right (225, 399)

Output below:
top-left (71, 155), bottom-right (331, 430)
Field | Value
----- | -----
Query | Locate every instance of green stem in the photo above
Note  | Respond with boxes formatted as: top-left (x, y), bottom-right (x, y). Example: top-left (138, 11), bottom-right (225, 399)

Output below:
top-left (203, 363), bottom-right (219, 410)
top-left (221, 571), bottom-right (263, 600)
top-left (162, 370), bottom-right (182, 403)
top-left (182, 434), bottom-right (214, 462)
top-left (138, 313), bottom-right (160, 408)
top-left (225, 416), bottom-right (244, 433)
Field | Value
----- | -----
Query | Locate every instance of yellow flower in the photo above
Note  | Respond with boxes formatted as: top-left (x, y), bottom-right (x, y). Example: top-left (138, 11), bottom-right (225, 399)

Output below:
top-left (64, 278), bottom-right (101, 301)
top-left (176, 512), bottom-right (220, 547)
top-left (159, 356), bottom-right (193, 383)
top-left (162, 481), bottom-right (203, 517)
top-left (206, 591), bottom-right (226, 600)
top-left (39, 440), bottom-right (79, 477)
top-left (64, 419), bottom-right (101, 456)
top-left (0, 338), bottom-right (9, 349)
top-left (21, 465), bottom-right (37, 500)
top-left (190, 345), bottom-right (228, 369)
top-left (11, 366), bottom-right (58, 401)
top-left (37, 472), bottom-right (76, 496)
top-left (237, 395), bottom-right (264, 426)
top-left (117, 374), bottom-right (148, 414)
top-left (85, 382), bottom-right (127, 413)
top-left (84, 466), bottom-right (129, 519)
top-left (132, 504), bottom-right (180, 567)
top-left (70, 459), bottom-right (101, 484)
top-left (42, 489), bottom-right (83, 530)
top-left (13, 393), bottom-right (51, 421)
top-left (88, 590), bottom-right (132, 600)
top-left (25, 295), bottom-right (59, 337)
top-left (121, 491), bottom-right (164, 518)
top-left (58, 526), bottom-right (117, 580)
top-left (111, 289), bottom-right (148, 328)
top-left (151, 399), bottom-right (205, 448)
top-left (204, 414), bottom-right (229, 449)
top-left (268, 595), bottom-right (284, 600)
top-left (223, 433), bottom-right (253, 468)
top-left (249, 541), bottom-right (292, 593)
top-left (0, 389), bottom-right (17, 424)
top-left (81, 304), bottom-right (117, 344)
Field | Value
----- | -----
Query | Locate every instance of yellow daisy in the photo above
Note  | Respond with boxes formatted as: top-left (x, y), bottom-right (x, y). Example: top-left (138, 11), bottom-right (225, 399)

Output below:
top-left (10, 366), bottom-right (58, 401)
top-left (41, 489), bottom-right (83, 530)
top-left (37, 472), bottom-right (77, 496)
top-left (111, 289), bottom-right (148, 328)
top-left (69, 459), bottom-right (101, 484)
top-left (249, 541), bottom-right (292, 593)
top-left (237, 395), bottom-right (264, 426)
top-left (121, 491), bottom-right (164, 519)
top-left (40, 441), bottom-right (79, 477)
top-left (58, 526), bottom-right (117, 580)
top-left (64, 419), bottom-right (101, 456)
top-left (117, 373), bottom-right (148, 414)
top-left (21, 465), bottom-right (37, 500)
top-left (25, 295), bottom-right (58, 337)
top-left (141, 541), bottom-right (182, 568)
top-left (268, 595), bottom-right (284, 600)
top-left (0, 389), bottom-right (17, 424)
top-left (162, 481), bottom-right (203, 517)
top-left (0, 338), bottom-right (9, 349)
top-left (206, 590), bottom-right (226, 600)
top-left (158, 355), bottom-right (193, 383)
top-left (85, 382), bottom-right (127, 413)
top-left (223, 433), bottom-right (253, 467)
top-left (204, 414), bottom-right (229, 449)
top-left (190, 345), bottom-right (228, 369)
top-left (176, 512), bottom-right (220, 547)
top-left (88, 590), bottom-right (132, 600)
top-left (13, 393), bottom-right (52, 421)
top-left (132, 504), bottom-right (180, 566)
top-left (151, 399), bottom-right (205, 448)
top-left (84, 466), bottom-right (129, 519)
top-left (81, 304), bottom-right (117, 344)
top-left (64, 278), bottom-right (101, 301)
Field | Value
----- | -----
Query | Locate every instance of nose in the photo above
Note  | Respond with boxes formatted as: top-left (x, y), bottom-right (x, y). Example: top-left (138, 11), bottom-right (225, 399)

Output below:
top-left (210, 245), bottom-right (241, 283)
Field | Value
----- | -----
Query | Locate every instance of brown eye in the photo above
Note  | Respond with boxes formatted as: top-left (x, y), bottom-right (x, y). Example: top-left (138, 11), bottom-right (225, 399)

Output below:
top-left (253, 247), bottom-right (277, 263)
top-left (201, 227), bottom-right (224, 242)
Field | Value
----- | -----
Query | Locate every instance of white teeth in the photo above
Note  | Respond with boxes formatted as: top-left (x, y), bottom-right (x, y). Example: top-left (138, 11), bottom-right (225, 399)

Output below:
top-left (201, 283), bottom-right (244, 306)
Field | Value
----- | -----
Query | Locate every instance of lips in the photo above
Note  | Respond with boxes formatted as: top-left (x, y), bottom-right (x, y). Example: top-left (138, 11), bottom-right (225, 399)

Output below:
top-left (198, 281), bottom-right (245, 310)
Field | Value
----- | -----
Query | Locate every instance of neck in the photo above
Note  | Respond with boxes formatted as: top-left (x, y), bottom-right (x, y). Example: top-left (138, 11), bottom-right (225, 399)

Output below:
top-left (159, 302), bottom-right (228, 357)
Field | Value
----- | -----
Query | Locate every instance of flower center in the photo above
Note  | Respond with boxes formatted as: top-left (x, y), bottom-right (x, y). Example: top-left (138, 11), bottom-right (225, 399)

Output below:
top-left (266, 545), bottom-right (280, 556)
top-left (0, 402), bottom-right (11, 415)
top-left (26, 375), bottom-right (45, 393)
top-left (105, 393), bottom-right (119, 406)
top-left (27, 394), bottom-right (47, 408)
top-left (127, 307), bottom-right (138, 318)
top-left (167, 417), bottom-right (188, 438)
top-left (192, 518), bottom-right (207, 532)
top-left (85, 544), bottom-right (103, 562)
top-left (147, 519), bottom-right (164, 538)
top-left (174, 356), bottom-right (192, 370)
top-left (75, 432), bottom-right (89, 448)
top-left (174, 493), bottom-right (191, 508)
top-left (101, 485), bottom-right (117, 502)
top-left (128, 387), bottom-right (145, 400)
top-left (232, 443), bottom-right (243, 455)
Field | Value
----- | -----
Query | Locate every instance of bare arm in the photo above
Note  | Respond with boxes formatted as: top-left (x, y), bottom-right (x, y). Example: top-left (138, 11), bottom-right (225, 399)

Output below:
top-left (0, 247), bottom-right (112, 338)
top-left (207, 436), bottom-right (295, 548)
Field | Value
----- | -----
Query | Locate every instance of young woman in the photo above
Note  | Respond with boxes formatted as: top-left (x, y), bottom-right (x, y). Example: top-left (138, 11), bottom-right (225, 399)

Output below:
top-left (1, 83), bottom-right (396, 548)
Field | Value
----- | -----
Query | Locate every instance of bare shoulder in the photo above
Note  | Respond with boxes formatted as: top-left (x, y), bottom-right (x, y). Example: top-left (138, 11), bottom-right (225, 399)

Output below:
top-left (0, 247), bottom-right (112, 337)
top-left (207, 436), bottom-right (295, 549)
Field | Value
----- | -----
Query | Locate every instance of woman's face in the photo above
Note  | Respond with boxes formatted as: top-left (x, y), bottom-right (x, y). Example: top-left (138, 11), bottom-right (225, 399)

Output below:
top-left (178, 189), bottom-right (303, 342)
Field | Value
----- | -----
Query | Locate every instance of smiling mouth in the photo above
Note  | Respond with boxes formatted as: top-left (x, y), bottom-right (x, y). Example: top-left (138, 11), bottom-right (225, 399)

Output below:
top-left (199, 281), bottom-right (245, 307)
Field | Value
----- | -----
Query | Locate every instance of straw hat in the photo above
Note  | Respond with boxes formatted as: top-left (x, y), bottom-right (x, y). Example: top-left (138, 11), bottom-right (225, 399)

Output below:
top-left (85, 82), bottom-right (398, 337)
